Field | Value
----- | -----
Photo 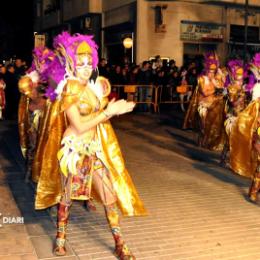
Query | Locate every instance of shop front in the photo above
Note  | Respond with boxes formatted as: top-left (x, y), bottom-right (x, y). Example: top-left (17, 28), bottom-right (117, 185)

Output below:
top-left (180, 20), bottom-right (225, 66)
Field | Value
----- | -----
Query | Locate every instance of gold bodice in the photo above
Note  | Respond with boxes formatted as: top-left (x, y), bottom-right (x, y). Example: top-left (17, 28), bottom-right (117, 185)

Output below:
top-left (77, 87), bottom-right (99, 116)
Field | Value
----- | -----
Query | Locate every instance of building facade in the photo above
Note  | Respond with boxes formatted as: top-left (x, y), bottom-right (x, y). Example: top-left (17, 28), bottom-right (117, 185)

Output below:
top-left (34, 0), bottom-right (260, 66)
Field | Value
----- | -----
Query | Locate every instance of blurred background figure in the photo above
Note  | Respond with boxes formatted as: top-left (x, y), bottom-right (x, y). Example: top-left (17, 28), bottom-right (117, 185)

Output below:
top-left (0, 75), bottom-right (6, 119)
top-left (4, 64), bottom-right (20, 120)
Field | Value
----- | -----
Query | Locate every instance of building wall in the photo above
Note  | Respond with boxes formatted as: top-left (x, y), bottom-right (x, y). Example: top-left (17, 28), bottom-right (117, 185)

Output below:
top-left (137, 1), bottom-right (225, 66)
top-left (228, 8), bottom-right (260, 26)
top-left (104, 4), bottom-right (134, 27)
top-left (102, 0), bottom-right (136, 12)
top-left (217, 0), bottom-right (260, 5)
top-left (35, 0), bottom-right (260, 66)
top-left (63, 0), bottom-right (89, 21)
top-left (136, 0), bottom-right (260, 66)
top-left (89, 0), bottom-right (102, 13)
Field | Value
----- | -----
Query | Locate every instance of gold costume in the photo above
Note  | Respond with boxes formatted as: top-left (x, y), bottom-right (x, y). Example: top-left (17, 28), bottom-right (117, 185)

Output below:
top-left (34, 99), bottom-right (67, 208)
top-left (183, 85), bottom-right (200, 130)
top-left (35, 78), bottom-right (147, 217)
top-left (230, 101), bottom-right (260, 178)
top-left (183, 75), bottom-right (225, 151)
top-left (18, 94), bottom-right (30, 158)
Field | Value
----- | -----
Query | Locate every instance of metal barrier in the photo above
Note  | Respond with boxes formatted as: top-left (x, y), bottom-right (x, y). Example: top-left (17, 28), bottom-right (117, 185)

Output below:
top-left (157, 85), bottom-right (193, 112)
top-left (110, 85), bottom-right (159, 112)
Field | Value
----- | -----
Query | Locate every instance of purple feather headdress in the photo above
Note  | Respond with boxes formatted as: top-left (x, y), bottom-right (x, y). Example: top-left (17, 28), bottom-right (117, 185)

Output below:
top-left (43, 56), bottom-right (66, 101)
top-left (53, 31), bottom-right (99, 75)
top-left (29, 47), bottom-right (66, 101)
top-left (203, 51), bottom-right (219, 73)
top-left (31, 47), bottom-right (56, 81)
top-left (227, 59), bottom-right (243, 80)
top-left (252, 53), bottom-right (260, 67)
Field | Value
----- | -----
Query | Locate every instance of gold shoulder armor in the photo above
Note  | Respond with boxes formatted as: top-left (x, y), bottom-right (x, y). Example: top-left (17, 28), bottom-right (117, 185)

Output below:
top-left (60, 79), bottom-right (83, 112)
top-left (96, 76), bottom-right (111, 97)
top-left (197, 76), bottom-right (204, 87)
top-left (18, 76), bottom-right (33, 96)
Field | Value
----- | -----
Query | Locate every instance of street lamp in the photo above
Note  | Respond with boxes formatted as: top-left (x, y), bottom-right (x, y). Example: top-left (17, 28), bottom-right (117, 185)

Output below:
top-left (123, 35), bottom-right (134, 64)
top-left (123, 38), bottom-right (133, 49)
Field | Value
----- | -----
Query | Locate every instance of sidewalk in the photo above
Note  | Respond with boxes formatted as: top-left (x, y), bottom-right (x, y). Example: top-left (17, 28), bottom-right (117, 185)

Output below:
top-left (1, 112), bottom-right (260, 259)
top-left (0, 122), bottom-right (38, 260)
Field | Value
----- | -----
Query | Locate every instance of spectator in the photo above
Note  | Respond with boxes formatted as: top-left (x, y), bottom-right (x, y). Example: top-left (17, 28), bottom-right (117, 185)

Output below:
top-left (129, 65), bottom-right (140, 84)
top-left (0, 64), bottom-right (7, 78)
top-left (121, 67), bottom-right (130, 84)
top-left (110, 65), bottom-right (124, 85)
top-left (14, 58), bottom-right (26, 80)
top-left (0, 75), bottom-right (6, 119)
top-left (98, 58), bottom-right (109, 78)
top-left (169, 59), bottom-right (178, 74)
top-left (137, 61), bottom-right (153, 112)
top-left (5, 64), bottom-right (19, 119)
top-left (187, 68), bottom-right (198, 90)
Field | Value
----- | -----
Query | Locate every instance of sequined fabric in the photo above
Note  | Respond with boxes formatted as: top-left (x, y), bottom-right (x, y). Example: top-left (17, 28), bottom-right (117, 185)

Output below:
top-left (35, 78), bottom-right (147, 216)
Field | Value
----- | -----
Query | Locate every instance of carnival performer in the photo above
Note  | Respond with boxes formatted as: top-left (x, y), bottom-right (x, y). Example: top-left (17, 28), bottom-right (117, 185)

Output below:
top-left (0, 77), bottom-right (6, 119)
top-left (220, 59), bottom-right (246, 167)
top-left (183, 51), bottom-right (225, 151)
top-left (34, 32), bottom-right (146, 259)
top-left (229, 53), bottom-right (260, 202)
top-left (18, 47), bottom-right (54, 182)
top-left (246, 52), bottom-right (260, 100)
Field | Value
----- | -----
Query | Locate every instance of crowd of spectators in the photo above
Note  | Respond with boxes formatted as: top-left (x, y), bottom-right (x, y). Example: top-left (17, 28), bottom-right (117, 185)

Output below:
top-left (0, 54), bottom-right (201, 120)
top-left (99, 55), bottom-right (200, 90)
top-left (0, 58), bottom-right (27, 119)
top-left (99, 55), bottom-right (201, 111)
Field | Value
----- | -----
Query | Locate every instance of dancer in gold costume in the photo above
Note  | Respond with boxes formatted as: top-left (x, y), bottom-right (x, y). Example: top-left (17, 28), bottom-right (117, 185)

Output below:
top-left (18, 47), bottom-right (54, 182)
top-left (220, 59), bottom-right (246, 167)
top-left (183, 52), bottom-right (225, 151)
top-left (33, 32), bottom-right (146, 259)
top-left (229, 53), bottom-right (260, 202)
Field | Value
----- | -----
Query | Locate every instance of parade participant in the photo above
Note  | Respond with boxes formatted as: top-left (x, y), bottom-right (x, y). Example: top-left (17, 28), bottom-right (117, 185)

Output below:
top-left (246, 52), bottom-right (260, 100)
top-left (0, 77), bottom-right (6, 119)
top-left (230, 53), bottom-right (260, 202)
top-left (18, 47), bottom-right (54, 182)
top-left (229, 98), bottom-right (260, 202)
top-left (34, 32), bottom-right (146, 259)
top-left (220, 59), bottom-right (246, 167)
top-left (183, 51), bottom-right (225, 150)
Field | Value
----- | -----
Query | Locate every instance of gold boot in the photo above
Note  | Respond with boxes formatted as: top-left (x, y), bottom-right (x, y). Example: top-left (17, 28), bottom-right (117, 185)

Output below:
top-left (105, 204), bottom-right (135, 260)
top-left (53, 203), bottom-right (70, 256)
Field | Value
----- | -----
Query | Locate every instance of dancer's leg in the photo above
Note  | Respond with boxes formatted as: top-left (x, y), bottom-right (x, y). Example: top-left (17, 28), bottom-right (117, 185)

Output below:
top-left (92, 159), bottom-right (135, 259)
top-left (53, 174), bottom-right (72, 256)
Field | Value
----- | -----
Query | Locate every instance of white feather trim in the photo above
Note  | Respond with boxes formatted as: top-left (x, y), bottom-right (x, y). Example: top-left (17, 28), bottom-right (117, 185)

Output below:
top-left (27, 70), bottom-right (40, 83)
top-left (252, 83), bottom-right (260, 100)
top-left (89, 79), bottom-right (103, 100)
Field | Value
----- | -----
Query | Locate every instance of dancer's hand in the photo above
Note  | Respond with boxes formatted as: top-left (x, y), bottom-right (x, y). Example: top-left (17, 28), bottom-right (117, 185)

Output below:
top-left (105, 98), bottom-right (136, 117)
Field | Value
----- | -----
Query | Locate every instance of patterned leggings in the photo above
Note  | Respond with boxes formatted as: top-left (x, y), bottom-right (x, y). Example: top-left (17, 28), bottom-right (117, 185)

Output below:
top-left (60, 157), bottom-right (117, 206)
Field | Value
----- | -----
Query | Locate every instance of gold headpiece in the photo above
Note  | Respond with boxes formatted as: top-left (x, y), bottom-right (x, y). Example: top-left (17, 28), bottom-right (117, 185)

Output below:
top-left (236, 67), bottom-right (243, 76)
top-left (209, 63), bottom-right (217, 71)
top-left (76, 42), bottom-right (92, 55)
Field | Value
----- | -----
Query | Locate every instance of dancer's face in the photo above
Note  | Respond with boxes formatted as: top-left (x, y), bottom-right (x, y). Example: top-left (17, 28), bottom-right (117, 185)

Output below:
top-left (75, 54), bottom-right (93, 83)
top-left (208, 70), bottom-right (215, 79)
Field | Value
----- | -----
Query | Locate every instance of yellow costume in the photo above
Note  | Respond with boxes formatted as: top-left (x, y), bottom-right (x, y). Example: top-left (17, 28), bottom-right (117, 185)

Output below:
top-left (35, 77), bottom-right (146, 216)
top-left (183, 75), bottom-right (225, 151)
top-left (34, 99), bottom-right (67, 208)
top-left (18, 94), bottom-right (30, 158)
top-left (18, 75), bottom-right (45, 181)
top-left (229, 101), bottom-right (259, 178)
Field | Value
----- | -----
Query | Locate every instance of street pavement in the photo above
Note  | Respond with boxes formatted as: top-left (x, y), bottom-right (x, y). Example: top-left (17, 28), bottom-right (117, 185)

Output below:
top-left (1, 108), bottom-right (260, 260)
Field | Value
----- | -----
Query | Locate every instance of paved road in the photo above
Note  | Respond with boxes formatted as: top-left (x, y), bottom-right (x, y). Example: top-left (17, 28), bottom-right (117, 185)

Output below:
top-left (0, 113), bottom-right (260, 260)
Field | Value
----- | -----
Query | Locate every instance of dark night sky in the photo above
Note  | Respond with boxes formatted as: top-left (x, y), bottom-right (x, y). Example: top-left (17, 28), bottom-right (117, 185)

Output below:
top-left (0, 0), bottom-right (34, 62)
